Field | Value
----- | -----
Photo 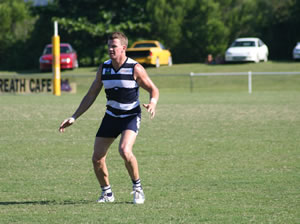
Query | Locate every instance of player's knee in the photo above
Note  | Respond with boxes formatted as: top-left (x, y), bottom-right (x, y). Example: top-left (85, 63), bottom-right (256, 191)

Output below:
top-left (119, 146), bottom-right (133, 162)
top-left (92, 153), bottom-right (105, 166)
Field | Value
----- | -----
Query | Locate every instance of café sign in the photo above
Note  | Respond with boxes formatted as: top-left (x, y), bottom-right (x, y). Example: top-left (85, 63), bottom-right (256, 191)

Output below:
top-left (0, 78), bottom-right (52, 93)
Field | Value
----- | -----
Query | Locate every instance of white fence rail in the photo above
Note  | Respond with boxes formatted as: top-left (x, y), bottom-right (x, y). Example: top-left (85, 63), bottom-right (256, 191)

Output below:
top-left (190, 71), bottom-right (300, 93)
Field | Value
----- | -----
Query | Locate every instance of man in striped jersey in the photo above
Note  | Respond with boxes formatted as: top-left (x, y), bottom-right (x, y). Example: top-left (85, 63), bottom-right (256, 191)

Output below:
top-left (59, 32), bottom-right (159, 204)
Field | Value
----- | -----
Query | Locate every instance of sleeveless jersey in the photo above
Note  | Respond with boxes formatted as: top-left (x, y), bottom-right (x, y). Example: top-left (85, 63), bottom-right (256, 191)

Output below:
top-left (101, 57), bottom-right (141, 118)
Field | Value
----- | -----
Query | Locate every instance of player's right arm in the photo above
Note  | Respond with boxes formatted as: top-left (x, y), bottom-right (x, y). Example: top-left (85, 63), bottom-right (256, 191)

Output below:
top-left (59, 65), bottom-right (103, 133)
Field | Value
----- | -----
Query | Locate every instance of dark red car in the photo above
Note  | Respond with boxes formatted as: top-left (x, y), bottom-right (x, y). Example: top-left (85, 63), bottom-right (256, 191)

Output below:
top-left (39, 43), bottom-right (79, 71)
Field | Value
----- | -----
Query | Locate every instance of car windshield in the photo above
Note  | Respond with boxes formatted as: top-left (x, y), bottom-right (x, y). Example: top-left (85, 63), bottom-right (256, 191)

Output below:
top-left (159, 43), bottom-right (166, 49)
top-left (133, 43), bottom-right (157, 48)
top-left (231, 41), bottom-right (256, 47)
top-left (43, 46), bottom-right (72, 54)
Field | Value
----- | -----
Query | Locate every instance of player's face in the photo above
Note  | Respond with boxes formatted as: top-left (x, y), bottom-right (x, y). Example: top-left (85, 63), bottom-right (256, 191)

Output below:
top-left (108, 39), bottom-right (126, 60)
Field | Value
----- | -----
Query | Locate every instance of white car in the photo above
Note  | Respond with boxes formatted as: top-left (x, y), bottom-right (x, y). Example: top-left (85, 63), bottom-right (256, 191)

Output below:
top-left (225, 37), bottom-right (269, 63)
top-left (292, 42), bottom-right (300, 60)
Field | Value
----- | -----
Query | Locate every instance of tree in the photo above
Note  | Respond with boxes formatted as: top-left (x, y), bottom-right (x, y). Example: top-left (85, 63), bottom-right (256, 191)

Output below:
top-left (146, 0), bottom-right (188, 49)
top-left (0, 0), bottom-right (37, 69)
top-left (176, 0), bottom-right (229, 62)
top-left (52, 0), bottom-right (151, 66)
top-left (1, 0), bottom-right (300, 70)
top-left (218, 0), bottom-right (300, 59)
top-left (265, 0), bottom-right (300, 59)
top-left (0, 0), bottom-right (36, 44)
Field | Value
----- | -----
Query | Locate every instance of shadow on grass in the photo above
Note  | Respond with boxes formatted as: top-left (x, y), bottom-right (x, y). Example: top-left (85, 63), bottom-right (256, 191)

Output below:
top-left (0, 200), bottom-right (91, 206)
top-left (0, 200), bottom-right (133, 206)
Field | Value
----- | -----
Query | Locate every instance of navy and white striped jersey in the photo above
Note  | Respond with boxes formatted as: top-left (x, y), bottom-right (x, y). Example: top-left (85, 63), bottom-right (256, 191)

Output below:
top-left (101, 57), bottom-right (141, 118)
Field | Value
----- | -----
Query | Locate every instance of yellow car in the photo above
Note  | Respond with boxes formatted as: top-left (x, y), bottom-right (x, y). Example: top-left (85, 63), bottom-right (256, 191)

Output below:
top-left (126, 40), bottom-right (172, 67)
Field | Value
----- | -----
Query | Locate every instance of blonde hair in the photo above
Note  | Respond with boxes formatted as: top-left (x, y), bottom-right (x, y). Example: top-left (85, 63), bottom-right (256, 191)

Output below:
top-left (108, 32), bottom-right (128, 47)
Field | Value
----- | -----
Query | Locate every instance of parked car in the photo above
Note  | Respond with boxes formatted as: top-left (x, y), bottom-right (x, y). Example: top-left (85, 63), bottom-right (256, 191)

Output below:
top-left (292, 42), bottom-right (300, 60)
top-left (39, 43), bottom-right (79, 71)
top-left (126, 40), bottom-right (172, 67)
top-left (225, 37), bottom-right (268, 63)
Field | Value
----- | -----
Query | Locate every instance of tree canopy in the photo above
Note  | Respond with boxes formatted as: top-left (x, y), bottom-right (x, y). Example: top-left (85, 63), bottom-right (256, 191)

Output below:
top-left (0, 0), bottom-right (299, 70)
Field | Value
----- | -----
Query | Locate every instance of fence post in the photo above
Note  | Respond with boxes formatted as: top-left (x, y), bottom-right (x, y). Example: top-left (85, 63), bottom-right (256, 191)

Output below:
top-left (190, 72), bottom-right (194, 92)
top-left (248, 71), bottom-right (252, 94)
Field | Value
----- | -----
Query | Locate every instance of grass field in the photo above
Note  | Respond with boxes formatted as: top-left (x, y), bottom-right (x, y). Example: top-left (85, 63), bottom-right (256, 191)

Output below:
top-left (1, 62), bottom-right (300, 223)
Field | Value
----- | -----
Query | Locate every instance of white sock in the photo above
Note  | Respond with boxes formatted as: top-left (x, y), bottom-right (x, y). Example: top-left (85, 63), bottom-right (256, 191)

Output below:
top-left (132, 179), bottom-right (142, 190)
top-left (101, 185), bottom-right (112, 194)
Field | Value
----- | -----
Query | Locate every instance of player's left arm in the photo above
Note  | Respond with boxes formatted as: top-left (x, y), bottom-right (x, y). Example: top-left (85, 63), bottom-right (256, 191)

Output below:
top-left (134, 64), bottom-right (159, 119)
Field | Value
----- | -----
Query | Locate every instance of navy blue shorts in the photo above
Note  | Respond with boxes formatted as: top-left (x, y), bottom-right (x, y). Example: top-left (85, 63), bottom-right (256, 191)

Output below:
top-left (96, 113), bottom-right (141, 138)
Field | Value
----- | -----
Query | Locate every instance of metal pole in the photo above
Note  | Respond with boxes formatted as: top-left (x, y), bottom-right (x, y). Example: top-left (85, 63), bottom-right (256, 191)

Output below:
top-left (52, 21), bottom-right (61, 96)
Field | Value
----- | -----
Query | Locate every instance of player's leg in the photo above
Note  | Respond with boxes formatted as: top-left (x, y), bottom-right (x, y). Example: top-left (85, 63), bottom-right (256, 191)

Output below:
top-left (119, 130), bottom-right (139, 181)
top-left (93, 137), bottom-right (114, 186)
top-left (93, 136), bottom-right (115, 202)
top-left (119, 130), bottom-right (145, 204)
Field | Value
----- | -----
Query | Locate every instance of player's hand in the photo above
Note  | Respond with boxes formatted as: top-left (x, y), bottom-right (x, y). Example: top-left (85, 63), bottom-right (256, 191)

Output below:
top-left (143, 102), bottom-right (156, 119)
top-left (59, 117), bottom-right (75, 133)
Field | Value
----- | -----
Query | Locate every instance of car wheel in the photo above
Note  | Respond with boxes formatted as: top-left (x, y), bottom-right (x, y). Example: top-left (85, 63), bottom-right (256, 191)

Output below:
top-left (155, 57), bottom-right (160, 68)
top-left (168, 56), bottom-right (173, 66)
